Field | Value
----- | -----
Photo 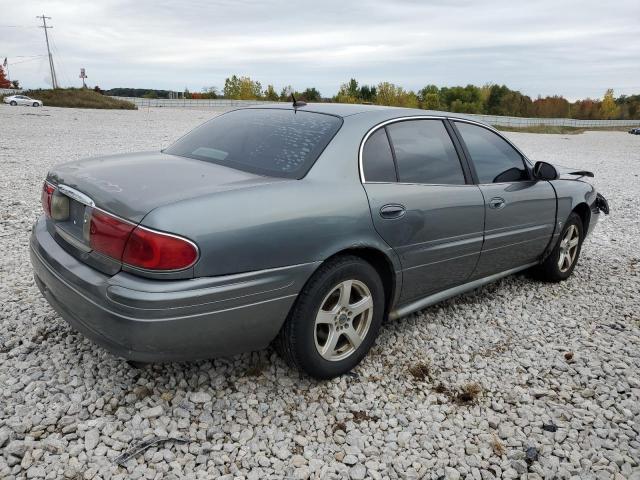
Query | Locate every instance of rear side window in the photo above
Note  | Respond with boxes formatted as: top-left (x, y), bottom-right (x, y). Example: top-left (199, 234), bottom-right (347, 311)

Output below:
top-left (386, 120), bottom-right (465, 185)
top-left (362, 128), bottom-right (397, 182)
top-left (164, 109), bottom-right (342, 179)
top-left (455, 122), bottom-right (529, 183)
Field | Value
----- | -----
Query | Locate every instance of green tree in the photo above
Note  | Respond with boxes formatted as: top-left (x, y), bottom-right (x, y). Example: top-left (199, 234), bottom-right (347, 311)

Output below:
top-left (421, 93), bottom-right (441, 110)
top-left (279, 85), bottom-right (293, 101)
top-left (300, 87), bottom-right (321, 102)
top-left (418, 84), bottom-right (439, 101)
top-left (264, 84), bottom-right (279, 101)
top-left (224, 75), bottom-right (263, 100)
top-left (375, 82), bottom-right (418, 108)
top-left (142, 90), bottom-right (158, 99)
top-left (439, 85), bottom-right (483, 113)
top-left (600, 89), bottom-right (619, 119)
top-left (201, 86), bottom-right (219, 99)
top-left (346, 78), bottom-right (359, 98)
top-left (358, 84), bottom-right (377, 102)
top-left (334, 80), bottom-right (359, 103)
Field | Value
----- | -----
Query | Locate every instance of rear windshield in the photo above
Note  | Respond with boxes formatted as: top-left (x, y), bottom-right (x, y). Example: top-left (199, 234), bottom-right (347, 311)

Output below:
top-left (164, 108), bottom-right (343, 179)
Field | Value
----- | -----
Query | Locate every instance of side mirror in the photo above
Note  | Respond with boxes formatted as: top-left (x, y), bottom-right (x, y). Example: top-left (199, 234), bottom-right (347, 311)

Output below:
top-left (533, 161), bottom-right (558, 181)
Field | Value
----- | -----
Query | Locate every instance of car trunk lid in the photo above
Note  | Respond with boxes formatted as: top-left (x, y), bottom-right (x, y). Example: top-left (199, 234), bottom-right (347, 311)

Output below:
top-left (45, 151), bottom-right (287, 275)
top-left (47, 151), bottom-right (284, 222)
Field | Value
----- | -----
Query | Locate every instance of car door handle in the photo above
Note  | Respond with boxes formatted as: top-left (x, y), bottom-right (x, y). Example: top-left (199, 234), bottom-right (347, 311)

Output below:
top-left (488, 197), bottom-right (506, 209)
top-left (379, 204), bottom-right (406, 219)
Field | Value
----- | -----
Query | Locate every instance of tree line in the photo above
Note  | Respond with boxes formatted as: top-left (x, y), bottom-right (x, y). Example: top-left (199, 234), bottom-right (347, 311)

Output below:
top-left (101, 74), bottom-right (640, 120)
top-left (203, 76), bottom-right (640, 120)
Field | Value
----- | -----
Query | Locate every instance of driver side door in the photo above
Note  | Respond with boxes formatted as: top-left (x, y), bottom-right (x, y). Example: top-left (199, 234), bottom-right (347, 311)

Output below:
top-left (452, 121), bottom-right (557, 278)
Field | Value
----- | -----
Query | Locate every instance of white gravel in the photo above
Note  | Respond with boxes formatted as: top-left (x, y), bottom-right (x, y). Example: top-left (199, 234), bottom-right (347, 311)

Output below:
top-left (1, 104), bottom-right (639, 480)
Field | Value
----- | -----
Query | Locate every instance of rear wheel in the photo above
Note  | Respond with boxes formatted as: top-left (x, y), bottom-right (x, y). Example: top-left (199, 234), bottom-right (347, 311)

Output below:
top-left (276, 255), bottom-right (385, 379)
top-left (33, 102), bottom-right (40, 107)
top-left (533, 212), bottom-right (584, 282)
top-left (10, 101), bottom-right (17, 106)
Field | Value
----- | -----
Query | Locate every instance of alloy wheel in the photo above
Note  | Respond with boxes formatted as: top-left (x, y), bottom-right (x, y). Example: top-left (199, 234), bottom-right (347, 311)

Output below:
top-left (314, 279), bottom-right (374, 362)
top-left (558, 224), bottom-right (580, 273)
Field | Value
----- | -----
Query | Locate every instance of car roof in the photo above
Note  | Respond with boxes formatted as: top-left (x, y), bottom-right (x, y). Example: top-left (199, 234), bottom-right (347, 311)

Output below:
top-left (240, 102), bottom-right (488, 125)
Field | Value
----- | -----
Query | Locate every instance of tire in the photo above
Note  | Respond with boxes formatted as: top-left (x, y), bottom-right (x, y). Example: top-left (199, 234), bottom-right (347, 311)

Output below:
top-left (533, 212), bottom-right (584, 282)
top-left (275, 255), bottom-right (385, 379)
top-left (33, 102), bottom-right (40, 107)
top-left (10, 101), bottom-right (17, 106)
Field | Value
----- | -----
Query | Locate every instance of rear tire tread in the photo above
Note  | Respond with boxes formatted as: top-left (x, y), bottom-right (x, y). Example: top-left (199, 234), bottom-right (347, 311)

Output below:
top-left (275, 254), bottom-right (384, 378)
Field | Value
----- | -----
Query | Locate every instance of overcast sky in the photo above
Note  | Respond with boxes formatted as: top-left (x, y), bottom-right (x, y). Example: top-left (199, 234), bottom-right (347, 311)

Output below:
top-left (1, 0), bottom-right (639, 100)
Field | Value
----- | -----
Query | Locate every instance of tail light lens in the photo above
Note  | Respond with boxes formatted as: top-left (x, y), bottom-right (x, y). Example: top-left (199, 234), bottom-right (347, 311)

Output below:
top-left (89, 209), bottom-right (136, 260)
top-left (41, 182), bottom-right (55, 217)
top-left (88, 208), bottom-right (198, 271)
top-left (123, 227), bottom-right (199, 271)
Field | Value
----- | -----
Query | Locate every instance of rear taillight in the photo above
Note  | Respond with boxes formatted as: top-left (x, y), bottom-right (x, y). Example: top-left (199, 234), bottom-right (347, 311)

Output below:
top-left (123, 227), bottom-right (199, 271)
top-left (89, 209), bottom-right (136, 260)
top-left (87, 208), bottom-right (198, 271)
top-left (41, 182), bottom-right (55, 217)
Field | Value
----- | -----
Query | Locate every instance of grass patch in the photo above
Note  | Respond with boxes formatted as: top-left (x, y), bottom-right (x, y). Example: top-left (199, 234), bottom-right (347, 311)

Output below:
top-left (351, 410), bottom-right (379, 423)
top-left (408, 361), bottom-right (431, 381)
top-left (432, 381), bottom-right (483, 405)
top-left (495, 124), bottom-right (634, 134)
top-left (3, 88), bottom-right (136, 110)
top-left (456, 382), bottom-right (483, 404)
top-left (332, 421), bottom-right (347, 433)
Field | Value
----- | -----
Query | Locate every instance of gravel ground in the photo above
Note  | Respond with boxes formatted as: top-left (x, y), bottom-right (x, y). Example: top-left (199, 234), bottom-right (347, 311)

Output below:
top-left (1, 104), bottom-right (639, 480)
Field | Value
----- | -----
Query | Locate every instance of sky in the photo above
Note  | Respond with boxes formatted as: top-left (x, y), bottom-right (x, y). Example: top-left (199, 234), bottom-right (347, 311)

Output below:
top-left (1, 0), bottom-right (639, 100)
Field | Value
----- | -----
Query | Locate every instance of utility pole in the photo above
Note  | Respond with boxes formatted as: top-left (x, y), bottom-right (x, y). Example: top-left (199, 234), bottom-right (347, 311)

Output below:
top-left (37, 14), bottom-right (59, 89)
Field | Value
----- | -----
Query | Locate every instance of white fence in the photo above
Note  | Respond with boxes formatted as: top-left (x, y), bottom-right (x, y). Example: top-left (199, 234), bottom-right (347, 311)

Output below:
top-left (0, 88), bottom-right (23, 95)
top-left (111, 97), bottom-right (268, 109)
top-left (110, 96), bottom-right (640, 128)
top-left (461, 113), bottom-right (640, 128)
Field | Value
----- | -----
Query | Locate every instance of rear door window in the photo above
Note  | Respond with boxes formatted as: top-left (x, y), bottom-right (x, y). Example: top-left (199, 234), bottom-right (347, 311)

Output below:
top-left (362, 128), bottom-right (397, 182)
top-left (386, 120), bottom-right (466, 185)
top-left (455, 122), bottom-right (529, 183)
top-left (164, 109), bottom-right (343, 179)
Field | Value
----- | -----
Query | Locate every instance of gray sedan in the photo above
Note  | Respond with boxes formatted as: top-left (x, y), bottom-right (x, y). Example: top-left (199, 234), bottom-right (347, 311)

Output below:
top-left (30, 103), bottom-right (609, 378)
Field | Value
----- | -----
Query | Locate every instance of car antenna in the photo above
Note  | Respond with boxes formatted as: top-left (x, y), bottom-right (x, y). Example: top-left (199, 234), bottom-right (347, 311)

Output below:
top-left (291, 93), bottom-right (306, 108)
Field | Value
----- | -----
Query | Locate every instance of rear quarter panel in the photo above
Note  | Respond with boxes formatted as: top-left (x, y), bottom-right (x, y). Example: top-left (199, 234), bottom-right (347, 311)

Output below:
top-left (139, 115), bottom-right (402, 281)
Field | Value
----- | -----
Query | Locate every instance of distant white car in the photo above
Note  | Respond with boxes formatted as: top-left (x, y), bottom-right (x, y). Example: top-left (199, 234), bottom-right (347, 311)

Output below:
top-left (3, 95), bottom-right (43, 107)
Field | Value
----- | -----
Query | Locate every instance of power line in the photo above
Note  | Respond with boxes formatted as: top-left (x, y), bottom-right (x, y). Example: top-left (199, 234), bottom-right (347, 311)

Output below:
top-left (49, 33), bottom-right (71, 87)
top-left (5, 57), bottom-right (46, 66)
top-left (36, 14), bottom-right (58, 89)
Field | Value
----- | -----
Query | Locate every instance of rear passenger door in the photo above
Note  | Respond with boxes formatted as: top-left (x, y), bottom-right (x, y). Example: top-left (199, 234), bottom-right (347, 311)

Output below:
top-left (361, 118), bottom-right (485, 303)
top-left (452, 121), bottom-right (556, 277)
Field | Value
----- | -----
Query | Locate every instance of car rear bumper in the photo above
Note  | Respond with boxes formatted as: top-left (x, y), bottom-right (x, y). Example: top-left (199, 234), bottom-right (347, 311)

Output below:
top-left (30, 216), bottom-right (318, 362)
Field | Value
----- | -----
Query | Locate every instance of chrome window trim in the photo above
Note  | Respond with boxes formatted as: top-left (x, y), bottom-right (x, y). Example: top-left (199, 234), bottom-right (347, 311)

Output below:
top-left (363, 181), bottom-right (476, 187)
top-left (358, 115), bottom-right (533, 184)
top-left (450, 118), bottom-right (534, 168)
top-left (359, 115), bottom-right (450, 184)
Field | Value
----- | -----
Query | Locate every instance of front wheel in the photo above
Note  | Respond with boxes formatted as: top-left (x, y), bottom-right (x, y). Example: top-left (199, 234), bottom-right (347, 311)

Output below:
top-left (33, 102), bottom-right (40, 107)
top-left (275, 255), bottom-right (385, 379)
top-left (533, 212), bottom-right (584, 282)
top-left (10, 101), bottom-right (17, 106)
